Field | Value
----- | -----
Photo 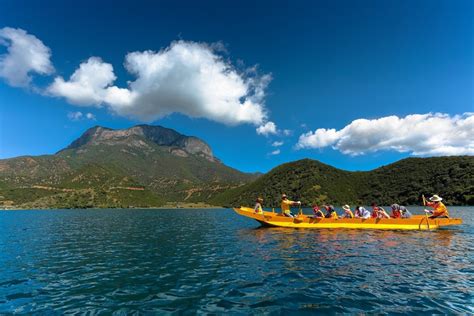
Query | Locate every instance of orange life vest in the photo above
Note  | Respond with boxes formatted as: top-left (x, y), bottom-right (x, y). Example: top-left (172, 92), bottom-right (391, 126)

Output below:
top-left (428, 201), bottom-right (449, 217)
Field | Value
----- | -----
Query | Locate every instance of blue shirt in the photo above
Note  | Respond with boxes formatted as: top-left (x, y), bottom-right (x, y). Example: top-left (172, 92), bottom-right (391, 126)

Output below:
top-left (400, 206), bottom-right (412, 218)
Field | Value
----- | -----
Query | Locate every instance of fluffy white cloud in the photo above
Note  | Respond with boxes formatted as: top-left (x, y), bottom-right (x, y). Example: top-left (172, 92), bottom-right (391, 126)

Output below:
top-left (0, 27), bottom-right (54, 87)
top-left (47, 57), bottom-right (131, 106)
top-left (48, 41), bottom-right (271, 127)
top-left (256, 121), bottom-right (278, 136)
top-left (269, 149), bottom-right (281, 155)
top-left (272, 141), bottom-right (284, 147)
top-left (296, 113), bottom-right (474, 156)
top-left (67, 111), bottom-right (96, 121)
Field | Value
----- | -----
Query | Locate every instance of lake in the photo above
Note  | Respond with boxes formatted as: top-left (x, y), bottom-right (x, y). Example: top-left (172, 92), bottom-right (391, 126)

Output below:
top-left (0, 207), bottom-right (472, 314)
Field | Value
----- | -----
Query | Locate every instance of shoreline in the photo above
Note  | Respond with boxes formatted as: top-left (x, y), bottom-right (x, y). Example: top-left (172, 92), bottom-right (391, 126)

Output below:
top-left (1, 205), bottom-right (472, 211)
top-left (0, 206), bottom-right (226, 211)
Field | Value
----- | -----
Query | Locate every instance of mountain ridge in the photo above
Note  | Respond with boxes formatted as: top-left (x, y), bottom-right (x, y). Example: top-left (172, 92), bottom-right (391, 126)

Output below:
top-left (60, 124), bottom-right (218, 163)
top-left (0, 124), bottom-right (257, 208)
top-left (0, 125), bottom-right (472, 209)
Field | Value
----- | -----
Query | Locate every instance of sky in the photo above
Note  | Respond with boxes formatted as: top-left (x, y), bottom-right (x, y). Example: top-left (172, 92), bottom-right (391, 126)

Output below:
top-left (0, 0), bottom-right (473, 173)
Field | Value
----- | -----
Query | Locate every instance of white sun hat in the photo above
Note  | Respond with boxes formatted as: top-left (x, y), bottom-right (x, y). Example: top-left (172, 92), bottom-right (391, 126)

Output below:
top-left (342, 204), bottom-right (351, 211)
top-left (429, 194), bottom-right (443, 202)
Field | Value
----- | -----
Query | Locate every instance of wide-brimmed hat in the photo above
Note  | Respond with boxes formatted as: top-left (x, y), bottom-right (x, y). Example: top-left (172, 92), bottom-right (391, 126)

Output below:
top-left (342, 204), bottom-right (351, 211)
top-left (281, 194), bottom-right (287, 199)
top-left (429, 195), bottom-right (443, 202)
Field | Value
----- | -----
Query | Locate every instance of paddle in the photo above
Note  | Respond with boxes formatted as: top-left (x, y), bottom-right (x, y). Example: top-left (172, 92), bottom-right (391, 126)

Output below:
top-left (422, 194), bottom-right (430, 230)
top-left (293, 201), bottom-right (303, 222)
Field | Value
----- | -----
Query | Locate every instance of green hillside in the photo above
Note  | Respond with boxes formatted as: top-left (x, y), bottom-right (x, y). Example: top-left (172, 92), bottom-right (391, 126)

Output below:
top-left (0, 125), bottom-right (257, 209)
top-left (211, 156), bottom-right (474, 207)
top-left (1, 124), bottom-right (472, 209)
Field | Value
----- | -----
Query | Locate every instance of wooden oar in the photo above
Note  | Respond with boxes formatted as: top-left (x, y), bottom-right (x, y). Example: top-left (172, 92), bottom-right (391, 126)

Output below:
top-left (293, 203), bottom-right (304, 223)
top-left (422, 194), bottom-right (430, 230)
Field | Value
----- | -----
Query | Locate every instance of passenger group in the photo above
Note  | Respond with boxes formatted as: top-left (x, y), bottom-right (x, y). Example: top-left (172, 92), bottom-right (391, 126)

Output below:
top-left (254, 194), bottom-right (449, 219)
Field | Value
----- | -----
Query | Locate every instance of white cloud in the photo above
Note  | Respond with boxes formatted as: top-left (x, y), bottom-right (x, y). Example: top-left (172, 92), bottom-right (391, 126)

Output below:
top-left (256, 121), bottom-right (278, 136)
top-left (47, 57), bottom-right (131, 106)
top-left (296, 113), bottom-right (474, 156)
top-left (282, 129), bottom-right (292, 136)
top-left (67, 111), bottom-right (83, 121)
top-left (272, 141), bottom-right (284, 147)
top-left (0, 27), bottom-right (54, 87)
top-left (67, 111), bottom-right (96, 121)
top-left (269, 149), bottom-right (281, 155)
top-left (48, 41), bottom-right (272, 128)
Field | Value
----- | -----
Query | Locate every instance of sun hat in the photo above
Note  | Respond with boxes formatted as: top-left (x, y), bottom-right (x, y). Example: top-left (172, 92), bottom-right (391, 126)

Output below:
top-left (429, 195), bottom-right (443, 202)
top-left (342, 205), bottom-right (351, 211)
top-left (256, 197), bottom-right (263, 202)
top-left (281, 194), bottom-right (287, 199)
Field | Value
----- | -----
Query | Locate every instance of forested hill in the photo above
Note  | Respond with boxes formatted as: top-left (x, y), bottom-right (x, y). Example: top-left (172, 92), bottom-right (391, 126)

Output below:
top-left (211, 156), bottom-right (474, 207)
top-left (1, 124), bottom-right (472, 210)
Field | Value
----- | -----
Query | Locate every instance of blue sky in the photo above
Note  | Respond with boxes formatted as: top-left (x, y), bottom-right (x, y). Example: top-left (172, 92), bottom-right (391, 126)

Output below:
top-left (0, 0), bottom-right (472, 173)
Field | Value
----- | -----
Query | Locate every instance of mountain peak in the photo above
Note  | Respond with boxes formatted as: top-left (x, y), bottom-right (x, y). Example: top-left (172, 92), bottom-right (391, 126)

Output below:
top-left (63, 124), bottom-right (217, 162)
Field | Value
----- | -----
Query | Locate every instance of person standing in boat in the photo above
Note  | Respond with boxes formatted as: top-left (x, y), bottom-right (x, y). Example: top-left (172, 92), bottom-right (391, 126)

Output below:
top-left (424, 195), bottom-right (449, 218)
top-left (324, 205), bottom-right (339, 219)
top-left (254, 197), bottom-right (264, 214)
top-left (281, 194), bottom-right (301, 218)
top-left (341, 205), bottom-right (354, 218)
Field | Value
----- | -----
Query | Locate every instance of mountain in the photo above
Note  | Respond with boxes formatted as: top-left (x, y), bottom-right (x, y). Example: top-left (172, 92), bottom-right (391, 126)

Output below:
top-left (0, 125), bottom-right (258, 209)
top-left (1, 126), bottom-right (472, 209)
top-left (211, 156), bottom-right (474, 207)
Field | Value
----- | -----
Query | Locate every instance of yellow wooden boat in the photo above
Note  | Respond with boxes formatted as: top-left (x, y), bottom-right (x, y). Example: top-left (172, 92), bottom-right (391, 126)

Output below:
top-left (234, 207), bottom-right (462, 230)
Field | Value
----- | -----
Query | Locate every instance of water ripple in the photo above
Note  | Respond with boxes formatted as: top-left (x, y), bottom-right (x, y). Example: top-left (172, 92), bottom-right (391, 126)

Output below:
top-left (0, 207), bottom-right (472, 313)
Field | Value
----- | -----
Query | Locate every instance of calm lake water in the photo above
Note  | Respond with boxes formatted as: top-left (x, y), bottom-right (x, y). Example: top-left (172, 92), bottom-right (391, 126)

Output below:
top-left (0, 207), bottom-right (472, 314)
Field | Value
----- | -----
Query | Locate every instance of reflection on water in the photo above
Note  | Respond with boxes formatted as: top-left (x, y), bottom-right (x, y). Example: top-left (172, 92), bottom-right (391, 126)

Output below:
top-left (0, 207), bottom-right (472, 313)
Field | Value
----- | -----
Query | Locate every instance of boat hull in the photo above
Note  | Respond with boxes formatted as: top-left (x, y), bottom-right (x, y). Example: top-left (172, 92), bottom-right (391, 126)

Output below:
top-left (234, 207), bottom-right (462, 230)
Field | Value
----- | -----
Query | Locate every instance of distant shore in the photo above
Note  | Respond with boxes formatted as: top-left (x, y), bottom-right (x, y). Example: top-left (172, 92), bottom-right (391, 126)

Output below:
top-left (2, 205), bottom-right (471, 211)
top-left (0, 203), bottom-right (225, 210)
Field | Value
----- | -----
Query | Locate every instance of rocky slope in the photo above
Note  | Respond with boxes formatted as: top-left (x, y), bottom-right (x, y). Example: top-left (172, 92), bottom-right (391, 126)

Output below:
top-left (0, 125), bottom-right (257, 208)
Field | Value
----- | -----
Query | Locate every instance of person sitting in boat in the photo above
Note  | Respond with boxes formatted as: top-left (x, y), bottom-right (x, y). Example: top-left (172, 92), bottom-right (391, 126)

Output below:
top-left (391, 204), bottom-right (402, 218)
top-left (400, 206), bottom-right (412, 218)
top-left (371, 203), bottom-right (390, 219)
top-left (391, 204), bottom-right (412, 218)
top-left (424, 195), bottom-right (449, 218)
top-left (355, 206), bottom-right (371, 219)
top-left (324, 205), bottom-right (339, 219)
top-left (312, 204), bottom-right (325, 218)
top-left (341, 205), bottom-right (354, 218)
top-left (281, 194), bottom-right (301, 218)
top-left (254, 197), bottom-right (264, 214)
